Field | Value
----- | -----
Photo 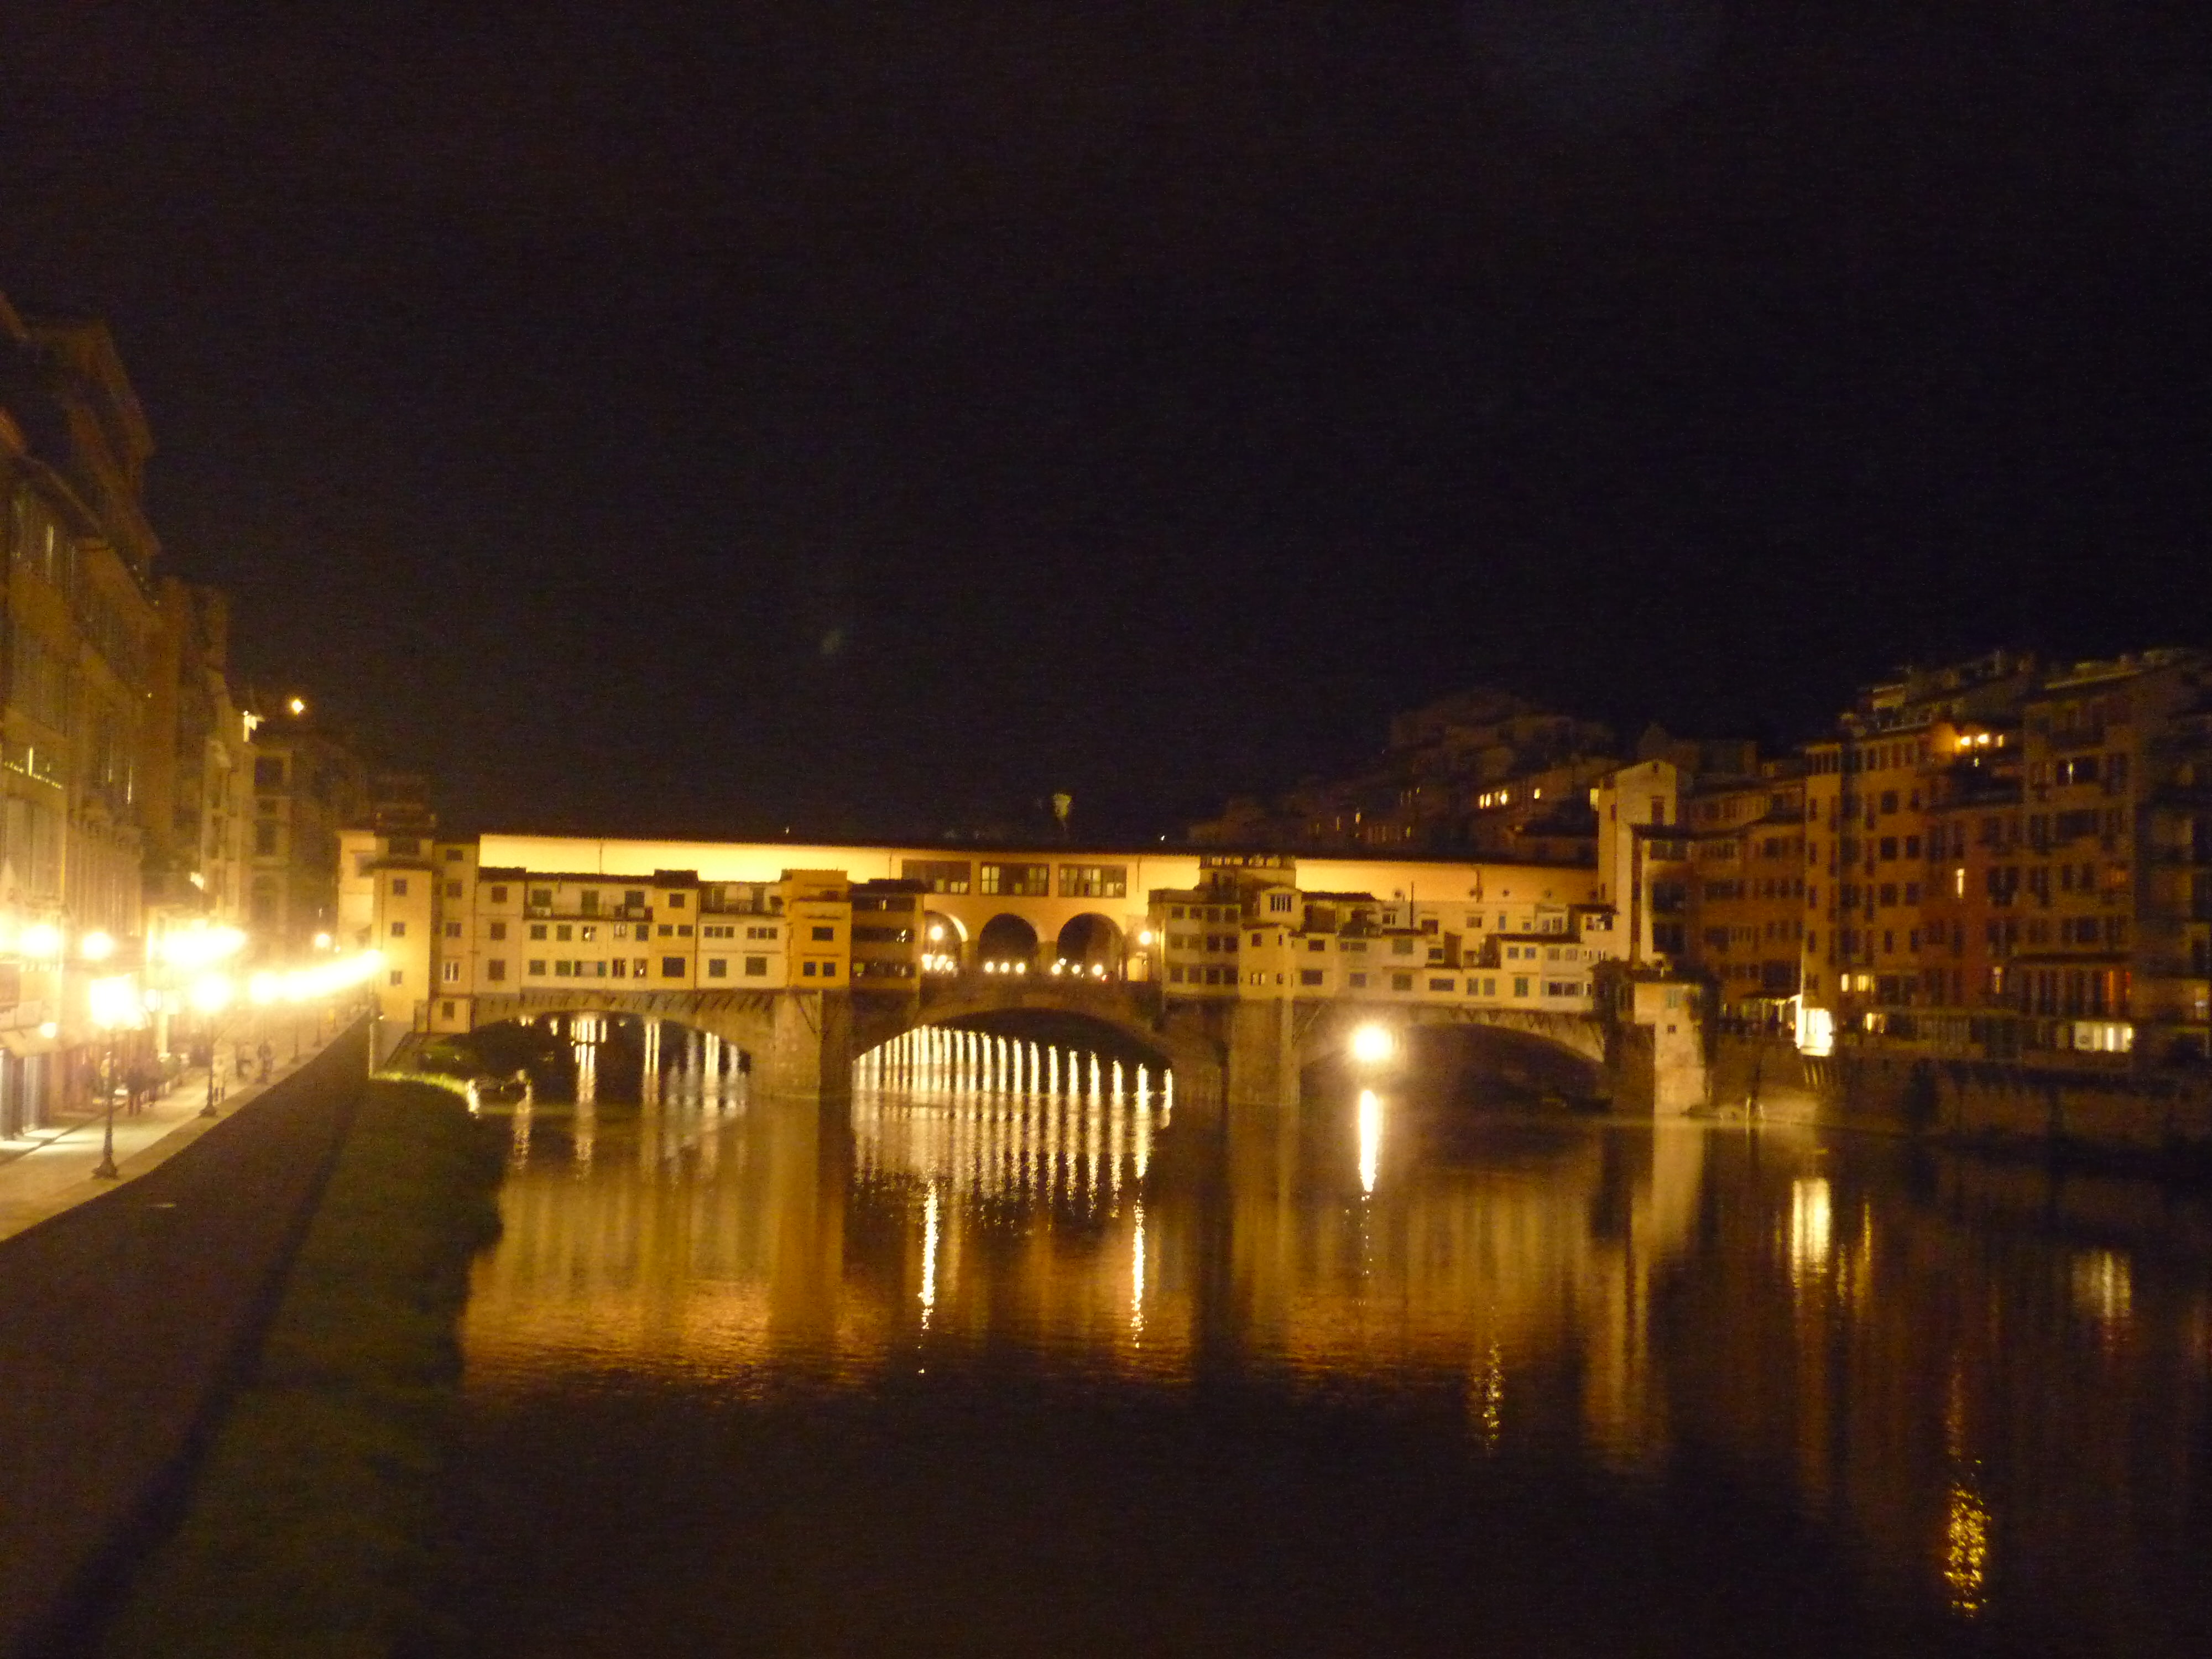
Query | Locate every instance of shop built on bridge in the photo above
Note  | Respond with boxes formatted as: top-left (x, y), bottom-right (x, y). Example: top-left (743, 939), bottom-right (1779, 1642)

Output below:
top-left (346, 831), bottom-right (1708, 1111)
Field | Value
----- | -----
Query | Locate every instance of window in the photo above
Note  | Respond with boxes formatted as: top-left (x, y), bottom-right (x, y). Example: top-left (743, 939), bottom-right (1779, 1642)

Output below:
top-left (745, 956), bottom-right (768, 977)
top-left (390, 878), bottom-right (408, 898)
top-left (1058, 864), bottom-right (1128, 899)
top-left (677, 924), bottom-right (693, 938)
top-left (802, 961), bottom-right (817, 977)
top-left (1513, 976), bottom-right (1530, 998)
top-left (634, 958), bottom-right (648, 977)
top-left (443, 921), bottom-right (462, 939)
top-left (902, 859), bottom-right (972, 894)
top-left (1391, 938), bottom-right (1413, 956)
top-left (662, 957), bottom-right (685, 978)
top-left (555, 961), bottom-right (573, 977)
top-left (1300, 969), bottom-right (1324, 987)
top-left (444, 880), bottom-right (463, 899)
top-left (580, 926), bottom-right (596, 942)
top-left (1348, 972), bottom-right (1368, 989)
top-left (811, 925), bottom-right (835, 942)
top-left (441, 961), bottom-right (460, 983)
top-left (253, 821), bottom-right (279, 855)
top-left (747, 925), bottom-right (778, 940)
top-left (254, 757), bottom-right (285, 790)
top-left (708, 958), bottom-right (728, 978)
top-left (978, 862), bottom-right (1049, 896)
top-left (1429, 977), bottom-right (1454, 992)
top-left (580, 890), bottom-right (599, 915)
top-left (820, 961), bottom-right (837, 978)
top-left (389, 920), bottom-right (406, 938)
top-left (529, 888), bottom-right (552, 908)
top-left (487, 960), bottom-right (507, 982)
top-left (665, 892), bottom-right (687, 909)
top-left (388, 969), bottom-right (404, 987)
top-left (625, 890), bottom-right (645, 909)
top-left (444, 847), bottom-right (463, 862)
top-left (528, 959), bottom-right (547, 977)
top-left (612, 959), bottom-right (628, 978)
top-left (529, 923), bottom-right (546, 940)
top-left (489, 885), bottom-right (509, 904)
top-left (439, 1000), bottom-right (455, 1018)
top-left (489, 921), bottom-right (508, 941)
top-left (1268, 893), bottom-right (1292, 913)
top-left (556, 924), bottom-right (572, 942)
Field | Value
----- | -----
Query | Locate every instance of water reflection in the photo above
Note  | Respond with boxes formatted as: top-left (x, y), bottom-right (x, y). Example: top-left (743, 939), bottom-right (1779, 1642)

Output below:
top-left (457, 1046), bottom-right (2212, 1656)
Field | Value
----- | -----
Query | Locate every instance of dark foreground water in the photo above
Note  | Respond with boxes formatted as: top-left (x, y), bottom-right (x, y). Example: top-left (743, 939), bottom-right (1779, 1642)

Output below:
top-left (436, 1037), bottom-right (2212, 1657)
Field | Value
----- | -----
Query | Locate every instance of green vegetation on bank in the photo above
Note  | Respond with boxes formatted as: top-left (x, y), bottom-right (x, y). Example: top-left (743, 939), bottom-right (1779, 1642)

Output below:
top-left (98, 1080), bottom-right (505, 1659)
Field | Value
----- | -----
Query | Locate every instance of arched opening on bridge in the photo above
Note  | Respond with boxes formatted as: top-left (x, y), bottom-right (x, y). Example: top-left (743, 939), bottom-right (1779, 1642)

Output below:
top-left (975, 914), bottom-right (1039, 975)
top-left (1305, 1020), bottom-right (1604, 1111)
top-left (921, 909), bottom-right (966, 975)
top-left (855, 1010), bottom-right (1180, 1196)
top-left (426, 1012), bottom-right (757, 1113)
top-left (1051, 914), bottom-right (1122, 979)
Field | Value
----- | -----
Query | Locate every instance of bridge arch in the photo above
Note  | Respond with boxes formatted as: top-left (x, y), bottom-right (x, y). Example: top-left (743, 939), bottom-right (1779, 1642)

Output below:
top-left (1052, 913), bottom-right (1122, 975)
top-left (976, 914), bottom-right (1040, 973)
top-left (879, 979), bottom-right (1225, 1102)
top-left (1291, 1000), bottom-right (1608, 1104)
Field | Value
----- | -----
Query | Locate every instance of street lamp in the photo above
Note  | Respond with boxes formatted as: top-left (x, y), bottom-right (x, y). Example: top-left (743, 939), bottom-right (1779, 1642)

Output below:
top-left (1349, 1023), bottom-right (1397, 1068)
top-left (192, 972), bottom-right (234, 1118)
top-left (87, 974), bottom-right (138, 1180)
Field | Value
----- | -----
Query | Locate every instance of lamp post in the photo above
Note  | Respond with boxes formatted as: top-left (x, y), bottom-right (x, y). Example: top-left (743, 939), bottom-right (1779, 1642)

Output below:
top-left (193, 973), bottom-right (236, 1119)
top-left (87, 972), bottom-right (133, 1181)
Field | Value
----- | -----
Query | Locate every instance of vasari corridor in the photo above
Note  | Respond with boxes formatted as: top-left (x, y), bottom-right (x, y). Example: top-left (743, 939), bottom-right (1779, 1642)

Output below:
top-left (4, 4), bottom-right (2212, 1656)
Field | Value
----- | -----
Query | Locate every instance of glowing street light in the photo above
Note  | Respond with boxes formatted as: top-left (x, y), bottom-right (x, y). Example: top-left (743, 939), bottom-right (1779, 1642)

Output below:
top-left (80, 930), bottom-right (116, 963)
top-left (288, 696), bottom-right (307, 716)
top-left (1349, 1023), bottom-right (1396, 1067)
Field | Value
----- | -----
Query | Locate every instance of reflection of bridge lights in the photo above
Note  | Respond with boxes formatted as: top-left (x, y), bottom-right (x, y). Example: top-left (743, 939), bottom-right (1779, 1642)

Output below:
top-left (1357, 1088), bottom-right (1383, 1194)
top-left (1349, 1023), bottom-right (1396, 1066)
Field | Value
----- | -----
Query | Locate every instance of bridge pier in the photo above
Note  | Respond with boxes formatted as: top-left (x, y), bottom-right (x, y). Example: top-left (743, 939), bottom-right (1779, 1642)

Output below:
top-left (765, 990), bottom-right (854, 1105)
top-left (1225, 998), bottom-right (1298, 1111)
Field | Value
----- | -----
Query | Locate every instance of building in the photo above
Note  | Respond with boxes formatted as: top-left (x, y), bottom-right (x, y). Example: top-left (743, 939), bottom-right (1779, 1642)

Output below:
top-left (0, 298), bottom-right (163, 1131)
top-left (245, 699), bottom-right (370, 953)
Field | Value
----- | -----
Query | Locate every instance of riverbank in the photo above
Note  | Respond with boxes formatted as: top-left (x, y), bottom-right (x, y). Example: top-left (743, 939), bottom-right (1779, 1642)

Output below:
top-left (87, 1078), bottom-right (504, 1659)
top-left (1709, 1032), bottom-right (2212, 1176)
top-left (0, 1027), bottom-right (368, 1659)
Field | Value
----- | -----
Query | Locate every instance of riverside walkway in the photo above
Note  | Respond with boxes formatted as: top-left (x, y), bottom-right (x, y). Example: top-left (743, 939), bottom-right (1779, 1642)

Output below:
top-left (0, 1025), bottom-right (370, 1658)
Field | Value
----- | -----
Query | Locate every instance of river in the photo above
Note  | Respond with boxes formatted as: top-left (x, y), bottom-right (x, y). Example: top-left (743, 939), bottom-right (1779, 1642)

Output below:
top-left (432, 1025), bottom-right (2212, 1656)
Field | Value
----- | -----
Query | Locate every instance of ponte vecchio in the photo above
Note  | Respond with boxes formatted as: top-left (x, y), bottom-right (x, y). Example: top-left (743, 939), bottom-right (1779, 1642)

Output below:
top-left (346, 831), bottom-right (1707, 1110)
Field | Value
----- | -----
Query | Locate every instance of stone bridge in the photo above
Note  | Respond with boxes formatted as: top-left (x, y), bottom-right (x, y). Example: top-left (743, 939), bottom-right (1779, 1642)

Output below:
top-left (467, 978), bottom-right (1618, 1109)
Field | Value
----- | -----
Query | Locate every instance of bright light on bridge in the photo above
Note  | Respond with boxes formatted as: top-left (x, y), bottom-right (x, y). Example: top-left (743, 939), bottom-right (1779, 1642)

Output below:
top-left (1349, 1023), bottom-right (1396, 1067)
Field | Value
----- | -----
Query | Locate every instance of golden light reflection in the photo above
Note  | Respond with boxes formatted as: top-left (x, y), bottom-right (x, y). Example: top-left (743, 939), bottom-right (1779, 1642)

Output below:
top-left (1130, 1201), bottom-right (1146, 1340)
top-left (1470, 1338), bottom-right (1504, 1452)
top-left (1357, 1089), bottom-right (1382, 1196)
top-left (853, 1031), bottom-right (1162, 1204)
top-left (920, 1185), bottom-right (940, 1328)
top-left (1789, 1176), bottom-right (1832, 1284)
top-left (2070, 1249), bottom-right (2132, 1329)
top-left (1943, 1481), bottom-right (1991, 1619)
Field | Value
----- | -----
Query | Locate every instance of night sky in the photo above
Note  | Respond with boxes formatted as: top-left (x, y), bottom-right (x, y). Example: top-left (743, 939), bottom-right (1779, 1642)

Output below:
top-left (4, 2), bottom-right (2209, 841)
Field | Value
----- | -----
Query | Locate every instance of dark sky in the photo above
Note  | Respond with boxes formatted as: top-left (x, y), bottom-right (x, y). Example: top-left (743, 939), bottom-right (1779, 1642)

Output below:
top-left (4, 2), bottom-right (2209, 841)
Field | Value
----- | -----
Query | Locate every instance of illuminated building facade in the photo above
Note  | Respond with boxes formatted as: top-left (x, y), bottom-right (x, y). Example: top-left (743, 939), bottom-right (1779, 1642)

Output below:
top-left (245, 705), bottom-right (369, 953)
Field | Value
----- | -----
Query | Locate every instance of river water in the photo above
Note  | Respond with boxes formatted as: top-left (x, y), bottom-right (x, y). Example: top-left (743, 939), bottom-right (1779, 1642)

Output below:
top-left (437, 1029), bottom-right (2212, 1657)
